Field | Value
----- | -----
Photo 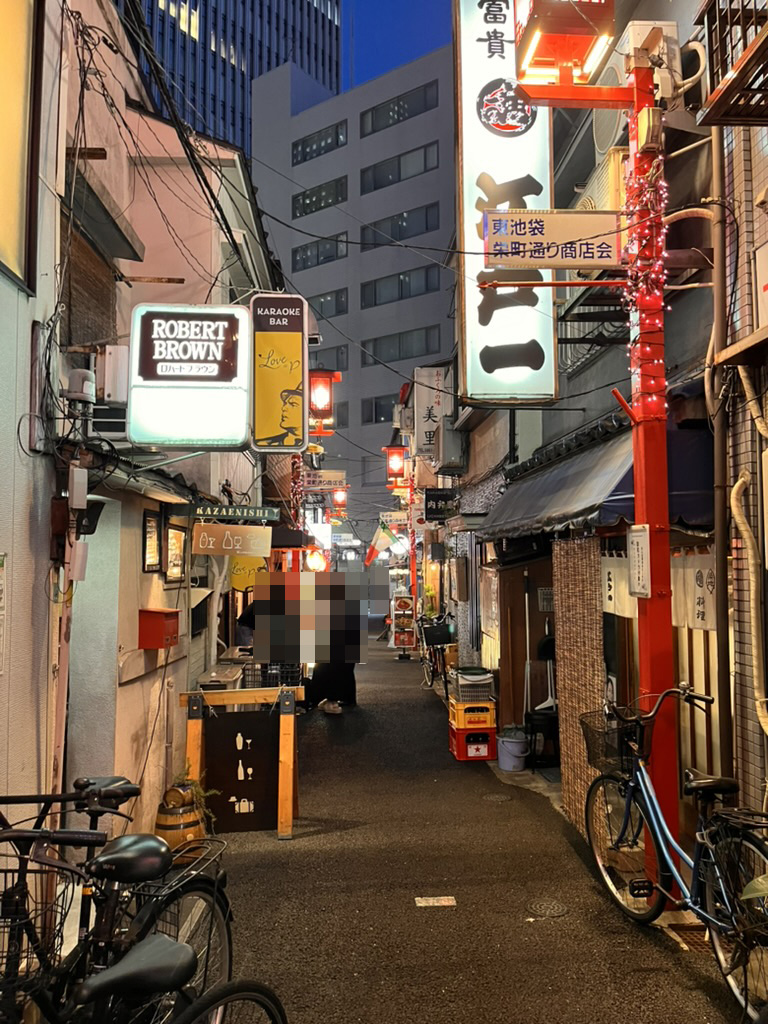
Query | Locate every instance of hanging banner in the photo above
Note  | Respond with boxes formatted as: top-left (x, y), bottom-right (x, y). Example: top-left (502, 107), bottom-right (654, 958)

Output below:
top-left (685, 550), bottom-right (716, 631)
top-left (302, 469), bottom-right (347, 491)
top-left (600, 554), bottom-right (637, 619)
top-left (455, 0), bottom-right (556, 403)
top-left (484, 210), bottom-right (623, 270)
top-left (251, 292), bottom-right (308, 452)
top-left (127, 304), bottom-right (252, 449)
top-left (413, 366), bottom-right (445, 457)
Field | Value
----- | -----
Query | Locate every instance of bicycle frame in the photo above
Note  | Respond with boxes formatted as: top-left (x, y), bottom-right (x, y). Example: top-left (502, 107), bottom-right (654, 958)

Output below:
top-left (618, 756), bottom-right (739, 933)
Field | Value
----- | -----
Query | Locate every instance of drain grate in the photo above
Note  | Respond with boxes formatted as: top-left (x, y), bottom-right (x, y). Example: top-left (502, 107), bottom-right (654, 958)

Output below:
top-left (668, 924), bottom-right (710, 955)
top-left (527, 898), bottom-right (568, 918)
top-left (483, 793), bottom-right (512, 803)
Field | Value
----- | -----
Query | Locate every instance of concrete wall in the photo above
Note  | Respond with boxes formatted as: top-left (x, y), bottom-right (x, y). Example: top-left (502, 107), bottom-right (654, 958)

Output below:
top-left (0, 0), bottom-right (62, 796)
top-left (252, 49), bottom-right (456, 538)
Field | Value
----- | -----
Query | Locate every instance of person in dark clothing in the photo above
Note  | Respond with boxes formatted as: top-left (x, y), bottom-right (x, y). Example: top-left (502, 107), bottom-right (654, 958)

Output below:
top-left (307, 663), bottom-right (357, 714)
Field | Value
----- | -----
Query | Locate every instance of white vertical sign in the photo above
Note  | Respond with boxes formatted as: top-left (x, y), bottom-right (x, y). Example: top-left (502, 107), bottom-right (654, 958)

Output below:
top-left (628, 525), bottom-right (651, 598)
top-left (455, 0), bottom-right (556, 402)
top-left (413, 366), bottom-right (445, 457)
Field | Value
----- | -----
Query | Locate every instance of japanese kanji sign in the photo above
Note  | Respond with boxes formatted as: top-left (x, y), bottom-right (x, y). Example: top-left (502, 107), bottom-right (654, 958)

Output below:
top-left (424, 488), bottom-right (457, 524)
top-left (413, 367), bottom-right (444, 457)
top-left (455, 0), bottom-right (557, 403)
top-left (484, 210), bottom-right (623, 269)
top-left (302, 469), bottom-right (347, 491)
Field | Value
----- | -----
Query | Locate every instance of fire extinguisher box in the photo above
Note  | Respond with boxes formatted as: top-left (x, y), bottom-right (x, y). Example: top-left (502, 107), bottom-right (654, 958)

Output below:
top-left (139, 608), bottom-right (180, 650)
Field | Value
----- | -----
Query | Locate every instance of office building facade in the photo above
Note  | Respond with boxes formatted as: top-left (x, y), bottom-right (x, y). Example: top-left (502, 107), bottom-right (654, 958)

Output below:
top-left (124, 0), bottom-right (341, 156)
top-left (251, 45), bottom-right (455, 534)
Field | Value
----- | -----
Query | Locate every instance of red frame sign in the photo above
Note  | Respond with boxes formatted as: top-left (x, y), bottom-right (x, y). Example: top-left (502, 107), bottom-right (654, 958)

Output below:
top-left (514, 0), bottom-right (615, 79)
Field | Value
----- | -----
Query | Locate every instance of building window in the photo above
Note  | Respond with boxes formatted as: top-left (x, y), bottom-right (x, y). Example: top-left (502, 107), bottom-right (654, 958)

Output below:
top-left (292, 119), bottom-right (347, 165)
top-left (360, 80), bottom-right (438, 138)
top-left (361, 141), bottom-right (438, 194)
top-left (292, 231), bottom-right (347, 272)
top-left (361, 203), bottom-right (439, 251)
top-left (361, 394), bottom-right (399, 425)
top-left (362, 455), bottom-right (382, 486)
top-left (292, 176), bottom-right (347, 218)
top-left (361, 325), bottom-right (440, 367)
top-left (308, 288), bottom-right (348, 319)
top-left (309, 344), bottom-right (348, 371)
top-left (334, 400), bottom-right (349, 429)
top-left (360, 266), bottom-right (440, 309)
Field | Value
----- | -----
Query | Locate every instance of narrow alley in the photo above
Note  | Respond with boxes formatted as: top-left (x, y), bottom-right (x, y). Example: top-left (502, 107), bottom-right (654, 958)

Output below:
top-left (225, 630), bottom-right (734, 1024)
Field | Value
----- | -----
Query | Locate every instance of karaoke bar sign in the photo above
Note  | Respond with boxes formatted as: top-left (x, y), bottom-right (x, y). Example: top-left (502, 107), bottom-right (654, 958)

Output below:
top-left (456, 0), bottom-right (557, 403)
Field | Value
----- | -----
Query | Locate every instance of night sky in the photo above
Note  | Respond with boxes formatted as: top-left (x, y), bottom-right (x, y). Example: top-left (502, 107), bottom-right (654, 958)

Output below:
top-left (341, 0), bottom-right (453, 90)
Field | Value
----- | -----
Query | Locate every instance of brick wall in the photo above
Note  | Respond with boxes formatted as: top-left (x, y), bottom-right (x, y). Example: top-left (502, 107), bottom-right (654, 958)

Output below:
top-left (552, 536), bottom-right (605, 835)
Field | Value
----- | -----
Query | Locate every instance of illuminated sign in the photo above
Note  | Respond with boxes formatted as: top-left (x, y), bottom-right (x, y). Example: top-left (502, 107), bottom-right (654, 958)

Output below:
top-left (251, 292), bottom-right (309, 452)
top-left (127, 304), bottom-right (251, 449)
top-left (413, 367), bottom-right (445, 457)
top-left (484, 209), bottom-right (623, 269)
top-left (456, 0), bottom-right (556, 403)
top-left (513, 0), bottom-right (615, 81)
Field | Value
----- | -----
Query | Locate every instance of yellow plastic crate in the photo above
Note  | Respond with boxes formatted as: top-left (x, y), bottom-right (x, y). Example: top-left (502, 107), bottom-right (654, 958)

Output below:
top-left (449, 698), bottom-right (496, 730)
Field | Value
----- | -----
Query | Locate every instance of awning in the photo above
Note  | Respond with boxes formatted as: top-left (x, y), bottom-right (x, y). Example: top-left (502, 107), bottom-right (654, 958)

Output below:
top-left (477, 428), bottom-right (713, 541)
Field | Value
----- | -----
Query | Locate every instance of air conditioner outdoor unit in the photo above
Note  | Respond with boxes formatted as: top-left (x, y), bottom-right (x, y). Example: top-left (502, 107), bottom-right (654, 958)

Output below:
top-left (593, 21), bottom-right (681, 162)
top-left (87, 403), bottom-right (127, 441)
top-left (435, 417), bottom-right (465, 475)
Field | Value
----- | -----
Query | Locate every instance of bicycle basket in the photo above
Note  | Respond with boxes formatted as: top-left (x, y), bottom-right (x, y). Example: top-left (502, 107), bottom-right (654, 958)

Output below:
top-left (579, 710), bottom-right (650, 774)
top-left (422, 623), bottom-right (452, 647)
top-left (0, 850), bottom-right (77, 994)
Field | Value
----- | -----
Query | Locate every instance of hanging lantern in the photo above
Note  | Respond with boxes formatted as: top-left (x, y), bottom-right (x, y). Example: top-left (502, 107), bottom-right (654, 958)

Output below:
top-left (308, 369), bottom-right (341, 436)
top-left (383, 445), bottom-right (407, 483)
top-left (332, 488), bottom-right (348, 508)
top-left (305, 548), bottom-right (328, 572)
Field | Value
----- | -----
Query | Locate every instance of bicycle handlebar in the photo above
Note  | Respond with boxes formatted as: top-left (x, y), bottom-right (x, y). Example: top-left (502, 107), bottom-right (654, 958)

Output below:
top-left (0, 828), bottom-right (108, 847)
top-left (610, 685), bottom-right (714, 725)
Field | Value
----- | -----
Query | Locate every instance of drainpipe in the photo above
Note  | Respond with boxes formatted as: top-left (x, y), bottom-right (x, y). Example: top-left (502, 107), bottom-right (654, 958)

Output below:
top-left (711, 125), bottom-right (734, 779)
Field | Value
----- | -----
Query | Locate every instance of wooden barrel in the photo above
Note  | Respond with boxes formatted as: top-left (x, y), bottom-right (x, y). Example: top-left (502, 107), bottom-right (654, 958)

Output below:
top-left (163, 784), bottom-right (196, 808)
top-left (154, 803), bottom-right (206, 854)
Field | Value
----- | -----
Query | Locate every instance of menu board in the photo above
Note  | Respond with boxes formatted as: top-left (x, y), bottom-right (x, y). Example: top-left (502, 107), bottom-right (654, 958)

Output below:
top-left (392, 594), bottom-right (416, 648)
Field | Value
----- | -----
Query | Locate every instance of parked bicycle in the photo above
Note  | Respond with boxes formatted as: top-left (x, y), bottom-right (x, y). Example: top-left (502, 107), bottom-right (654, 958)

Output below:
top-left (581, 683), bottom-right (768, 1020)
top-left (0, 777), bottom-right (234, 1023)
top-left (417, 611), bottom-right (454, 699)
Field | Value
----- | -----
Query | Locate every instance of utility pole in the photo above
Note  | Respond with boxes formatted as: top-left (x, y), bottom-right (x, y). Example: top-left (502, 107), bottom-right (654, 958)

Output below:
top-left (626, 53), bottom-right (677, 829)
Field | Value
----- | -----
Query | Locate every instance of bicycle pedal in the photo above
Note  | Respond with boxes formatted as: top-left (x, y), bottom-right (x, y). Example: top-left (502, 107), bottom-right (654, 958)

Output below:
top-left (628, 878), bottom-right (655, 899)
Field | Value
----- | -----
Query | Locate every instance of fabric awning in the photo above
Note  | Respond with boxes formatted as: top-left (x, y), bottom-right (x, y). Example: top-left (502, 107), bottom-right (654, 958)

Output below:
top-left (477, 428), bottom-right (713, 541)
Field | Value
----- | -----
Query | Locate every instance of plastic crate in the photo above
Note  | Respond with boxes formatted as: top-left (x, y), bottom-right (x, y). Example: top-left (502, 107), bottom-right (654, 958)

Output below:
top-left (451, 670), bottom-right (494, 702)
top-left (449, 698), bottom-right (496, 730)
top-left (241, 663), bottom-right (303, 687)
top-left (449, 725), bottom-right (497, 762)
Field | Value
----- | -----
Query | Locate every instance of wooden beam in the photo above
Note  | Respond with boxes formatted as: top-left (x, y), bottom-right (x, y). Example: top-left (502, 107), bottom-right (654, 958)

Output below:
top-left (277, 691), bottom-right (296, 840)
top-left (122, 276), bottom-right (186, 284)
top-left (179, 687), bottom-right (305, 707)
top-left (66, 147), bottom-right (107, 160)
top-left (714, 325), bottom-right (768, 366)
top-left (185, 718), bottom-right (204, 781)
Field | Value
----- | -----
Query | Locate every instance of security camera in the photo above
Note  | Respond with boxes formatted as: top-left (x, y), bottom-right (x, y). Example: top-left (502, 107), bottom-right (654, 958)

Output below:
top-left (756, 186), bottom-right (768, 212)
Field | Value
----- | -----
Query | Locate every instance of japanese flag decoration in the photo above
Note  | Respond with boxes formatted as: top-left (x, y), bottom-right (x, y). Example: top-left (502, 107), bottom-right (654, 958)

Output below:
top-left (455, 0), bottom-right (557, 403)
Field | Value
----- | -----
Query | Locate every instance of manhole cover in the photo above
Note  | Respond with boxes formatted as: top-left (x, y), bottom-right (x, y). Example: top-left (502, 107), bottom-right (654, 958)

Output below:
top-left (483, 793), bottom-right (512, 803)
top-left (527, 898), bottom-right (568, 918)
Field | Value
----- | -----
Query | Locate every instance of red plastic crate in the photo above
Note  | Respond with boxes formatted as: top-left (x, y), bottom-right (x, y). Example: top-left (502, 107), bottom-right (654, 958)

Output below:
top-left (449, 724), bottom-right (497, 762)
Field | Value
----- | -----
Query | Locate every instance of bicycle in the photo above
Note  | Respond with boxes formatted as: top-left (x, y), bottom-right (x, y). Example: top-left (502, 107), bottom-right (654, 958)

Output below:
top-left (417, 611), bottom-right (454, 699)
top-left (580, 683), bottom-right (768, 1021)
top-left (0, 779), bottom-right (232, 1023)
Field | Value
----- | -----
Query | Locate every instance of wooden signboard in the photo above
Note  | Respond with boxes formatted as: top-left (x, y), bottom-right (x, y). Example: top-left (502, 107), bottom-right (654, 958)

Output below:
top-left (192, 523), bottom-right (272, 557)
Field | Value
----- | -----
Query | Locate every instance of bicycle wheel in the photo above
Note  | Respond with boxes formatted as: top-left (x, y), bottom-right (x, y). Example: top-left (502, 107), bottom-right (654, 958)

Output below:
top-left (421, 648), bottom-right (435, 688)
top-left (149, 879), bottom-right (233, 993)
top-left (705, 829), bottom-right (768, 1021)
top-left (585, 774), bottom-right (668, 924)
top-left (169, 980), bottom-right (288, 1024)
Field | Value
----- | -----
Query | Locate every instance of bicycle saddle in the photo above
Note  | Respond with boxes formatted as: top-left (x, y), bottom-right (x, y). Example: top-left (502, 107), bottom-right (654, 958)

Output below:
top-left (683, 768), bottom-right (740, 798)
top-left (87, 833), bottom-right (173, 883)
top-left (74, 933), bottom-right (197, 1005)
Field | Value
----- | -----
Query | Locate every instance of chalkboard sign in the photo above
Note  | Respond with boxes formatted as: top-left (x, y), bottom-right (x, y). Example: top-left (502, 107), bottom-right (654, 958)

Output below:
top-left (203, 710), bottom-right (279, 832)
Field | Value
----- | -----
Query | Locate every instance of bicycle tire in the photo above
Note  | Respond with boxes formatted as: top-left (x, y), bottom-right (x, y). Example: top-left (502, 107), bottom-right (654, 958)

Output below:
top-left (585, 774), bottom-right (668, 924)
top-left (705, 828), bottom-right (768, 1021)
top-left (168, 979), bottom-right (288, 1024)
top-left (420, 650), bottom-right (434, 688)
top-left (148, 878), bottom-right (232, 990)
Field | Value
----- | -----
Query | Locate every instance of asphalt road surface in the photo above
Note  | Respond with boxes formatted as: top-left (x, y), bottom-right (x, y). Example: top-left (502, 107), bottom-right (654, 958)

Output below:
top-left (223, 629), bottom-right (736, 1024)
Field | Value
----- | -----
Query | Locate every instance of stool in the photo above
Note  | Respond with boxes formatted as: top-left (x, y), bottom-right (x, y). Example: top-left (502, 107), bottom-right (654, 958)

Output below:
top-left (525, 708), bottom-right (560, 773)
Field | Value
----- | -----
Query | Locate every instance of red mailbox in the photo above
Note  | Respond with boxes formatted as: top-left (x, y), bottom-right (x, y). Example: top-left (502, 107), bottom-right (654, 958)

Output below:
top-left (139, 608), bottom-right (180, 650)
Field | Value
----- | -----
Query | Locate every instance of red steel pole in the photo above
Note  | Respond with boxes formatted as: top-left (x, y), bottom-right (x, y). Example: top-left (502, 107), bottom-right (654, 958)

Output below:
top-left (409, 477), bottom-right (418, 602)
top-left (627, 59), bottom-right (678, 833)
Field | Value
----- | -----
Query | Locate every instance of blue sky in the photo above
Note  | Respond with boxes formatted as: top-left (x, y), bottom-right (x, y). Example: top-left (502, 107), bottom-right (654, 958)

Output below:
top-left (342, 0), bottom-right (453, 89)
